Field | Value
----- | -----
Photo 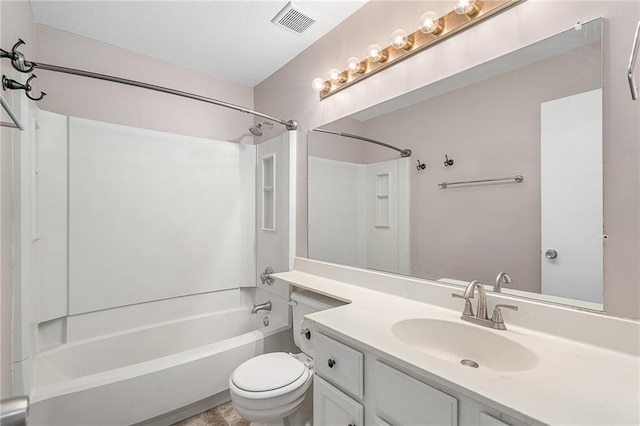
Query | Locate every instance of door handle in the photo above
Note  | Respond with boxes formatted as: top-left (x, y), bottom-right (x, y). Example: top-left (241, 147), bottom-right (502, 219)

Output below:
top-left (628, 20), bottom-right (640, 100)
top-left (545, 249), bottom-right (558, 259)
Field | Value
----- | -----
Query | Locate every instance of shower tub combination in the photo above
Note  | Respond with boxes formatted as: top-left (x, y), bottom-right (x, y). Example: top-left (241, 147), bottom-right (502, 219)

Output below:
top-left (29, 306), bottom-right (289, 425)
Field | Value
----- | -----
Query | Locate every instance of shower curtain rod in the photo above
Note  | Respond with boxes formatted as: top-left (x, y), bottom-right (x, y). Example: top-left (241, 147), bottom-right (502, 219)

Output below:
top-left (1, 39), bottom-right (298, 131)
top-left (0, 92), bottom-right (24, 130)
top-left (310, 128), bottom-right (412, 158)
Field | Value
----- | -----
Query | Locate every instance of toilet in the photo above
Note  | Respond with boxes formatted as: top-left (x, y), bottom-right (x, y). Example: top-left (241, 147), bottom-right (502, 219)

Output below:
top-left (229, 290), bottom-right (342, 425)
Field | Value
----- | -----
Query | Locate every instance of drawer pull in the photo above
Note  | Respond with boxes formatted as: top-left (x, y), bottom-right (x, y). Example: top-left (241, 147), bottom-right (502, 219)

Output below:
top-left (328, 358), bottom-right (336, 368)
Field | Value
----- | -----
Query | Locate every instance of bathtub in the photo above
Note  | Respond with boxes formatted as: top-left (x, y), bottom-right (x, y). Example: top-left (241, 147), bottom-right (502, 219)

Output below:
top-left (29, 307), bottom-right (289, 425)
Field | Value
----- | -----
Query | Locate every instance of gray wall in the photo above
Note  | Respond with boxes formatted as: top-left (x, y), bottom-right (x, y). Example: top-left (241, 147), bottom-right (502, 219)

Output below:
top-left (35, 24), bottom-right (254, 143)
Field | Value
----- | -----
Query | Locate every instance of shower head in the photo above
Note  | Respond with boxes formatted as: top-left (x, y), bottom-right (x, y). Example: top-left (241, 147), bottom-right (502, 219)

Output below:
top-left (249, 121), bottom-right (274, 137)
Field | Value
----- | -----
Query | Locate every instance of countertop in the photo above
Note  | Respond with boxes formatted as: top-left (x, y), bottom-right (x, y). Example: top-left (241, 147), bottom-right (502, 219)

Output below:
top-left (274, 269), bottom-right (640, 425)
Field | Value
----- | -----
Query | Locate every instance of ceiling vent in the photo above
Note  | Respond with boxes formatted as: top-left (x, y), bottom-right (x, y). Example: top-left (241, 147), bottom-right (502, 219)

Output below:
top-left (271, 2), bottom-right (316, 35)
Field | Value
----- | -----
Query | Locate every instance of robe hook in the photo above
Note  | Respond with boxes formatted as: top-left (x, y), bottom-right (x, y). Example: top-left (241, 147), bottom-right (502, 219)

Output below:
top-left (2, 74), bottom-right (47, 101)
top-left (444, 155), bottom-right (454, 167)
top-left (0, 39), bottom-right (36, 73)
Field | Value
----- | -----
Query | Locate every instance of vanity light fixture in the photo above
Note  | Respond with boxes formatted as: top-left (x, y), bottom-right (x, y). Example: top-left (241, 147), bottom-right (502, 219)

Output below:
top-left (328, 68), bottom-right (347, 84)
top-left (454, 0), bottom-right (480, 17)
top-left (419, 11), bottom-right (444, 35)
top-left (312, 0), bottom-right (522, 99)
top-left (346, 56), bottom-right (366, 74)
top-left (312, 77), bottom-right (330, 94)
top-left (390, 29), bottom-right (414, 50)
top-left (367, 44), bottom-right (388, 63)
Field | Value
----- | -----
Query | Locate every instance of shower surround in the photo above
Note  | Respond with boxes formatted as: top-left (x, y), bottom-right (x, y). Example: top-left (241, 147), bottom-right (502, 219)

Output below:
top-left (25, 111), bottom-right (291, 424)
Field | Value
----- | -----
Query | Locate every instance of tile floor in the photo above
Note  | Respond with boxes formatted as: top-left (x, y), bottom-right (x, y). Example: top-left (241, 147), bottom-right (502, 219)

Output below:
top-left (172, 401), bottom-right (249, 426)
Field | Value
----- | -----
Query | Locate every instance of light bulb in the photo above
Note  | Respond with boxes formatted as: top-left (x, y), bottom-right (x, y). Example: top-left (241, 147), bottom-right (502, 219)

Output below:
top-left (454, 0), bottom-right (480, 16)
top-left (367, 44), bottom-right (388, 63)
top-left (390, 29), bottom-right (413, 50)
top-left (419, 11), bottom-right (444, 35)
top-left (328, 68), bottom-right (346, 84)
top-left (312, 78), bottom-right (329, 93)
top-left (346, 57), bottom-right (365, 74)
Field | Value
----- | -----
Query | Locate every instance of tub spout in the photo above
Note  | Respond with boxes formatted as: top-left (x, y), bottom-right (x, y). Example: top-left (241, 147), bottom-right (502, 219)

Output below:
top-left (251, 301), bottom-right (272, 314)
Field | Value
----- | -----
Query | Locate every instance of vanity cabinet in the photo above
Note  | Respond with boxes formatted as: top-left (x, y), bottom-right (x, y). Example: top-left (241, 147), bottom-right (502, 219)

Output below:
top-left (313, 329), bottom-right (524, 426)
top-left (313, 332), bottom-right (365, 426)
top-left (374, 361), bottom-right (457, 425)
top-left (314, 375), bottom-right (364, 426)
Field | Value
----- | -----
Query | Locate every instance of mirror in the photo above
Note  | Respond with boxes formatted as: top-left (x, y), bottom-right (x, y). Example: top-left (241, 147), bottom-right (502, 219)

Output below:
top-left (307, 19), bottom-right (603, 310)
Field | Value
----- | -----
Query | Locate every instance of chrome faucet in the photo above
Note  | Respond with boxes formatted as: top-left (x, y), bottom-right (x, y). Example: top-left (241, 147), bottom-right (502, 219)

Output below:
top-left (251, 301), bottom-right (272, 314)
top-left (494, 271), bottom-right (513, 292)
top-left (452, 280), bottom-right (518, 330)
top-left (463, 279), bottom-right (488, 320)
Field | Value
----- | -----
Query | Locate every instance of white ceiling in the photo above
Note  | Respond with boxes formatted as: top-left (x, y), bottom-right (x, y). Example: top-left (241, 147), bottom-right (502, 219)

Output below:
top-left (30, 1), bottom-right (368, 87)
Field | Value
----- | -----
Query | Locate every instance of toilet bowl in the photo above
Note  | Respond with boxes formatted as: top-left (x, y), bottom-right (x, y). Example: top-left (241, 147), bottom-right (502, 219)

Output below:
top-left (229, 290), bottom-right (342, 425)
top-left (229, 352), bottom-right (313, 423)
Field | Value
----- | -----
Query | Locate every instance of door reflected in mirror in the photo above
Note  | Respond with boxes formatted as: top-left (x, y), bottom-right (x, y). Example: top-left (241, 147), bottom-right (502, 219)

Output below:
top-left (307, 19), bottom-right (603, 310)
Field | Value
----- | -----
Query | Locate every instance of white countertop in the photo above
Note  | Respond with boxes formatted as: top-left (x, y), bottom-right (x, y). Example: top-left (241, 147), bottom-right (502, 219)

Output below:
top-left (274, 269), bottom-right (640, 425)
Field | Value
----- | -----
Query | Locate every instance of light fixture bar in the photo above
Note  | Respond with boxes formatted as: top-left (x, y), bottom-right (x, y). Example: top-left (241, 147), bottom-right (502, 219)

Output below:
top-left (318, 0), bottom-right (522, 100)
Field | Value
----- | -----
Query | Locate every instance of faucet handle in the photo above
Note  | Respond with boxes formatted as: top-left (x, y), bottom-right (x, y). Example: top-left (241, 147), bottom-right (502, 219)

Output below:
top-left (491, 304), bottom-right (518, 324)
top-left (452, 293), bottom-right (474, 316)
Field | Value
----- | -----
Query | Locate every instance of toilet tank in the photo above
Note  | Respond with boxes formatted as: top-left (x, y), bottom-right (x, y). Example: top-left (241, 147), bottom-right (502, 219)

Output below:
top-left (291, 290), bottom-right (344, 357)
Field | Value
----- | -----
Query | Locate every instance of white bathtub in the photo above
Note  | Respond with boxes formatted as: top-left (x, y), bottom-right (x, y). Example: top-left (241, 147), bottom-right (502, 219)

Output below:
top-left (29, 307), bottom-right (289, 425)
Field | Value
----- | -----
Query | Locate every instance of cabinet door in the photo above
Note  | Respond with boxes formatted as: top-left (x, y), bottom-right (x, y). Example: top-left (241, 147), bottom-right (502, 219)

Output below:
top-left (314, 375), bottom-right (364, 426)
top-left (374, 361), bottom-right (458, 426)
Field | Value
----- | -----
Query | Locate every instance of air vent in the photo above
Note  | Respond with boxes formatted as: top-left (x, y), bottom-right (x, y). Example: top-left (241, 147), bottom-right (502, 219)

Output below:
top-left (271, 2), bottom-right (316, 35)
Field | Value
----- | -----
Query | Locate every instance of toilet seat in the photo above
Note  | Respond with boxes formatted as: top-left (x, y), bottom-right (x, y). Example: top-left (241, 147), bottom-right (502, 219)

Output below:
top-left (230, 353), bottom-right (312, 400)
top-left (232, 352), bottom-right (306, 392)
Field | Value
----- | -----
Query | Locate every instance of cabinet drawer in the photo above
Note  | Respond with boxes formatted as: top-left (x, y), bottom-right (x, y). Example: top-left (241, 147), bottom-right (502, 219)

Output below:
top-left (315, 332), bottom-right (364, 399)
top-left (314, 375), bottom-right (364, 426)
top-left (374, 361), bottom-right (458, 426)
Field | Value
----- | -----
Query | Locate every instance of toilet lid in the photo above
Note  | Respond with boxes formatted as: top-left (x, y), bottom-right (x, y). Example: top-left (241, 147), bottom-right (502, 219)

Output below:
top-left (231, 353), bottom-right (307, 392)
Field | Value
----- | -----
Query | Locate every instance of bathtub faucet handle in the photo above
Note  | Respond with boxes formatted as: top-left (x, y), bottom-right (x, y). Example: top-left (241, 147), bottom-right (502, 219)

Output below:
top-left (260, 266), bottom-right (275, 286)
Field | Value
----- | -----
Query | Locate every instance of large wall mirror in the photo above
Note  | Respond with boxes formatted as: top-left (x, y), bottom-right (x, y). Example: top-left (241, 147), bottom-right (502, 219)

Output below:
top-left (307, 19), bottom-right (603, 310)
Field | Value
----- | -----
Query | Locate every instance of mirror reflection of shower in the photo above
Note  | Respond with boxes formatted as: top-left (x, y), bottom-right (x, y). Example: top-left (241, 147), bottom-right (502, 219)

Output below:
top-left (310, 128), bottom-right (412, 158)
top-left (249, 121), bottom-right (274, 136)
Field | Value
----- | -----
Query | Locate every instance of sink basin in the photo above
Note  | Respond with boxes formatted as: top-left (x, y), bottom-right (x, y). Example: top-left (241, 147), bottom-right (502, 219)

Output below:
top-left (392, 319), bottom-right (538, 372)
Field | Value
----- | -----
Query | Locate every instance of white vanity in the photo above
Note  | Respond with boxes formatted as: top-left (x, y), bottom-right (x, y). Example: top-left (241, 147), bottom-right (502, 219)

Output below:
top-left (313, 327), bottom-right (514, 426)
top-left (274, 258), bottom-right (640, 426)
